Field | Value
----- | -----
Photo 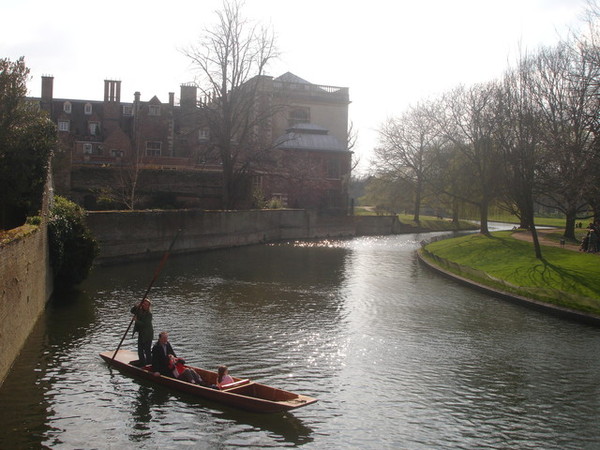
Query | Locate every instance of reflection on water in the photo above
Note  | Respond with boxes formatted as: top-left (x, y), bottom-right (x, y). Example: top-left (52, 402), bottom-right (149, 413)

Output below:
top-left (2, 232), bottom-right (600, 448)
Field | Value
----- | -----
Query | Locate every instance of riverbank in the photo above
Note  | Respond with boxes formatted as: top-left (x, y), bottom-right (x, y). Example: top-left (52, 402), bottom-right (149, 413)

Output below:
top-left (418, 230), bottom-right (600, 326)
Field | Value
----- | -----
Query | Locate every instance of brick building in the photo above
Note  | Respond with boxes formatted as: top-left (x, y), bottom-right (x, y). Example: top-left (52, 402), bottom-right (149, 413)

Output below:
top-left (36, 72), bottom-right (352, 211)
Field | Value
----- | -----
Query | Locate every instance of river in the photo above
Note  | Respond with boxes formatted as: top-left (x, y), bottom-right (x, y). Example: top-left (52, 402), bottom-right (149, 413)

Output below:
top-left (1, 228), bottom-right (600, 448)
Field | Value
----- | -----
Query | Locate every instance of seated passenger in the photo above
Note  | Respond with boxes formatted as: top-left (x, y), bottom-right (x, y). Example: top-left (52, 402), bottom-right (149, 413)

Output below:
top-left (217, 365), bottom-right (235, 389)
top-left (151, 331), bottom-right (176, 377)
top-left (169, 355), bottom-right (205, 385)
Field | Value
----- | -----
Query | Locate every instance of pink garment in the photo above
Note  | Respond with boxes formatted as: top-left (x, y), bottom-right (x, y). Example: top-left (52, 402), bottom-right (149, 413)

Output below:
top-left (218, 374), bottom-right (234, 387)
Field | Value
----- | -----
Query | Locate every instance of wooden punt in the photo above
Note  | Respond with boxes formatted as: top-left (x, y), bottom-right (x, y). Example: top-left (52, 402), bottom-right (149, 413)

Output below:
top-left (99, 349), bottom-right (317, 413)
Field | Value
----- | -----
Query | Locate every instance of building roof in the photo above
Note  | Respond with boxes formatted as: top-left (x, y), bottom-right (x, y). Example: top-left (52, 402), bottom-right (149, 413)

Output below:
top-left (274, 72), bottom-right (312, 85)
top-left (275, 123), bottom-right (347, 153)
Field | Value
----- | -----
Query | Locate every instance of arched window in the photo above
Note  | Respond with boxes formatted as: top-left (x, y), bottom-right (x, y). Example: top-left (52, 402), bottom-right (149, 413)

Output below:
top-left (84, 103), bottom-right (92, 115)
top-left (63, 101), bottom-right (72, 113)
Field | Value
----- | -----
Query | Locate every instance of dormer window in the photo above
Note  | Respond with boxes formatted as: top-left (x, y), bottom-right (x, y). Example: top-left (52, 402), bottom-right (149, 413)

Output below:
top-left (84, 103), bottom-right (92, 115)
top-left (149, 105), bottom-right (161, 116)
top-left (63, 101), bottom-right (72, 114)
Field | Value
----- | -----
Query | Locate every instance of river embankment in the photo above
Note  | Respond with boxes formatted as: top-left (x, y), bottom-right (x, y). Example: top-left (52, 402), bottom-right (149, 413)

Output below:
top-left (85, 209), bottom-right (471, 264)
top-left (0, 177), bottom-right (53, 386)
top-left (418, 230), bottom-right (600, 326)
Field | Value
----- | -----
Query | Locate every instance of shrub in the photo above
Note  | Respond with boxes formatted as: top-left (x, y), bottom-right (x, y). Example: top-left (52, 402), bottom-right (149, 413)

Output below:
top-left (48, 196), bottom-right (98, 289)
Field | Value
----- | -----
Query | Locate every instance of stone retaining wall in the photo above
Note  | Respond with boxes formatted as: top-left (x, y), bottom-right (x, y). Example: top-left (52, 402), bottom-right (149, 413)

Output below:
top-left (0, 178), bottom-right (53, 385)
top-left (86, 209), bottom-right (358, 264)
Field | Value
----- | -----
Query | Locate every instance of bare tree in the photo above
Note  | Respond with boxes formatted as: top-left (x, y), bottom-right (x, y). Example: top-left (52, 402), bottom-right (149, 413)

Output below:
top-left (495, 54), bottom-right (545, 258)
top-left (374, 102), bottom-right (441, 222)
top-left (431, 82), bottom-right (504, 235)
top-left (529, 41), bottom-right (599, 239)
top-left (183, 0), bottom-right (278, 209)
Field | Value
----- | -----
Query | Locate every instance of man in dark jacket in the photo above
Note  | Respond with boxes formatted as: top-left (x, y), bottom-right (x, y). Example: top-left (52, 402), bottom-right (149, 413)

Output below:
top-left (130, 298), bottom-right (153, 366)
top-left (151, 331), bottom-right (176, 376)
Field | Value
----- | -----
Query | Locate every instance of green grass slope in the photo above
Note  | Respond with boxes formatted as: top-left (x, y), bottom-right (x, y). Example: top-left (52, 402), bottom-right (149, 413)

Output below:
top-left (422, 231), bottom-right (600, 315)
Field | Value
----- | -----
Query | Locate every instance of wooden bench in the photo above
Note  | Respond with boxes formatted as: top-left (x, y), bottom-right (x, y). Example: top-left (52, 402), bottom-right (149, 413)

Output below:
top-left (221, 379), bottom-right (251, 391)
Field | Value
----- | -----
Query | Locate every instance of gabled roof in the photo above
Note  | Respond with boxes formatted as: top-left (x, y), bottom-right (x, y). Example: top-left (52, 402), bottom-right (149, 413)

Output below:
top-left (275, 123), bottom-right (347, 153)
top-left (274, 72), bottom-right (312, 85)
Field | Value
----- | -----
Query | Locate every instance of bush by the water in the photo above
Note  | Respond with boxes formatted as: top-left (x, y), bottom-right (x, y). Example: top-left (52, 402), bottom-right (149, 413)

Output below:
top-left (48, 196), bottom-right (98, 289)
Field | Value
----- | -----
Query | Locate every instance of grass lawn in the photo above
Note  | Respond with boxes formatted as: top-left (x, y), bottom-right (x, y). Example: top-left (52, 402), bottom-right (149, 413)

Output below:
top-left (422, 231), bottom-right (600, 315)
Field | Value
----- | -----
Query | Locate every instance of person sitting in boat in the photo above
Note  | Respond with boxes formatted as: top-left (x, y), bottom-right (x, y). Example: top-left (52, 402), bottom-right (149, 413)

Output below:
top-left (169, 355), bottom-right (205, 385)
top-left (151, 331), bottom-right (177, 377)
top-left (130, 298), bottom-right (153, 367)
top-left (217, 365), bottom-right (235, 389)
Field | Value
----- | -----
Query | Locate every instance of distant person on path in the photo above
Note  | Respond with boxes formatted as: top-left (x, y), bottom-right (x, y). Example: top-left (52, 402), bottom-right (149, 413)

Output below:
top-left (586, 223), bottom-right (598, 253)
top-left (130, 298), bottom-right (153, 366)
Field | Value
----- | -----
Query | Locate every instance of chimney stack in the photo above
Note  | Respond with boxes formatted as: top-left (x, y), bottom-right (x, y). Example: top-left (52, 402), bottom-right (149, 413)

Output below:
top-left (180, 83), bottom-right (197, 109)
top-left (104, 80), bottom-right (121, 103)
top-left (41, 75), bottom-right (54, 101)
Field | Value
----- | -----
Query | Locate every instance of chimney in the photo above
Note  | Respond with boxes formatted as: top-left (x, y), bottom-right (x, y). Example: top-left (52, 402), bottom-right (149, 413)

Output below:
top-left (180, 83), bottom-right (197, 109)
top-left (169, 92), bottom-right (175, 107)
top-left (41, 75), bottom-right (54, 101)
top-left (104, 80), bottom-right (121, 103)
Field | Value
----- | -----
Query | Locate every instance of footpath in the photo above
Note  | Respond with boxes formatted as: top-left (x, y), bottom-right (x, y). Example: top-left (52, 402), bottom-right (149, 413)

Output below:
top-left (511, 228), bottom-right (581, 251)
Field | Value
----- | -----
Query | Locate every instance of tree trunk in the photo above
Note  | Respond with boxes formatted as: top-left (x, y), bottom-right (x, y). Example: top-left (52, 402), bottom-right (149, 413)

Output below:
top-left (524, 196), bottom-right (543, 259)
top-left (413, 180), bottom-right (421, 223)
top-left (530, 225), bottom-right (543, 259)
top-left (479, 198), bottom-right (490, 236)
top-left (564, 212), bottom-right (576, 240)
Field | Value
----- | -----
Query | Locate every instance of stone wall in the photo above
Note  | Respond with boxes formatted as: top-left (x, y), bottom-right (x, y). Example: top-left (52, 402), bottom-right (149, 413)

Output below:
top-left (354, 215), bottom-right (422, 235)
top-left (86, 209), bottom-right (357, 264)
top-left (0, 180), bottom-right (53, 385)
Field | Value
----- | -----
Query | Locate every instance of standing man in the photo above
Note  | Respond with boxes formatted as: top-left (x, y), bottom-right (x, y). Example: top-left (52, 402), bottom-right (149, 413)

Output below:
top-left (130, 298), bottom-right (153, 366)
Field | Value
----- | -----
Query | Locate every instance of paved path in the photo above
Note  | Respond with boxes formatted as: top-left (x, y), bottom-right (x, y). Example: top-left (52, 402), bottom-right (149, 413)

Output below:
top-left (511, 228), bottom-right (581, 251)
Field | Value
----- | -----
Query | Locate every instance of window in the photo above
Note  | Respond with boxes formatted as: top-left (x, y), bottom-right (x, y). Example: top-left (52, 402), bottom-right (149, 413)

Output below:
top-left (88, 121), bottom-right (100, 135)
top-left (146, 141), bottom-right (162, 156)
top-left (63, 101), bottom-right (72, 114)
top-left (58, 120), bottom-right (70, 132)
top-left (252, 175), bottom-right (263, 191)
top-left (83, 143), bottom-right (93, 154)
top-left (122, 105), bottom-right (133, 116)
top-left (327, 159), bottom-right (341, 179)
top-left (111, 149), bottom-right (124, 157)
top-left (84, 103), bottom-right (92, 115)
top-left (199, 128), bottom-right (210, 141)
top-left (289, 108), bottom-right (309, 126)
top-left (149, 105), bottom-right (161, 116)
top-left (327, 189), bottom-right (340, 208)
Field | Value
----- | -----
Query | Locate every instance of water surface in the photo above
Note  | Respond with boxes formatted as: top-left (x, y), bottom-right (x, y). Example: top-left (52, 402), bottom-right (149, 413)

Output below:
top-left (1, 231), bottom-right (599, 448)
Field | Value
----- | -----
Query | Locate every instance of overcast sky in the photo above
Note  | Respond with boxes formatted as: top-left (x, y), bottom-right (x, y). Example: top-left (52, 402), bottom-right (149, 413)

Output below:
top-left (1, 0), bottom-right (590, 174)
